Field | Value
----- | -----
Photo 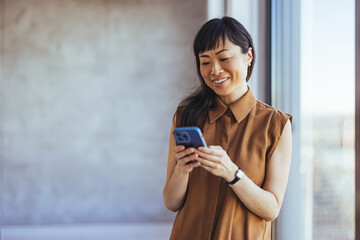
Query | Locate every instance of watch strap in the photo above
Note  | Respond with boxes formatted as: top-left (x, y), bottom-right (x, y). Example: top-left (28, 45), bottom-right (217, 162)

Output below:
top-left (227, 168), bottom-right (242, 185)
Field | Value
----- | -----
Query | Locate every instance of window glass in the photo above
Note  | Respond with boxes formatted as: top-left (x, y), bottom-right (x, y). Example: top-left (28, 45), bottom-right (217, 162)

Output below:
top-left (301, 0), bottom-right (355, 239)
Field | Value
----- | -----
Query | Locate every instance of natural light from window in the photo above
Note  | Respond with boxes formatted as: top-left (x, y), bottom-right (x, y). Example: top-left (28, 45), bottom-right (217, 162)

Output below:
top-left (301, 0), bottom-right (355, 239)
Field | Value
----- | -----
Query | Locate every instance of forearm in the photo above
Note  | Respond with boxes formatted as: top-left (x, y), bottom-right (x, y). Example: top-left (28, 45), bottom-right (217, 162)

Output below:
top-left (230, 174), bottom-right (280, 221)
top-left (163, 166), bottom-right (189, 212)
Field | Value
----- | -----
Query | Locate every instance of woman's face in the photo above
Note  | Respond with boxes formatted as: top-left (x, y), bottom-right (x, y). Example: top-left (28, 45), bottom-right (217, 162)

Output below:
top-left (199, 38), bottom-right (252, 105)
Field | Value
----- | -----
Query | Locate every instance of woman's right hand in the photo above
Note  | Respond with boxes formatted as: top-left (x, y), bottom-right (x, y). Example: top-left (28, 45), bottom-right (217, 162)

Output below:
top-left (174, 145), bottom-right (201, 174)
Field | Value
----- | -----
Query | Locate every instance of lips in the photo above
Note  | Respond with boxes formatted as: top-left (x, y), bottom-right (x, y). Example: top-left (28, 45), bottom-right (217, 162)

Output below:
top-left (212, 77), bottom-right (229, 87)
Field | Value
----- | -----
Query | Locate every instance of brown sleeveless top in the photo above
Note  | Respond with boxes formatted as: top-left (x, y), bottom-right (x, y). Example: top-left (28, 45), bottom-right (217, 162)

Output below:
top-left (166, 88), bottom-right (292, 240)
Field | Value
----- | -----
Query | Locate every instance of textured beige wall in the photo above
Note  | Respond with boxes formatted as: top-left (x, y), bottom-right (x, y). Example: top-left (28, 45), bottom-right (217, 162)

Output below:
top-left (0, 0), bottom-right (206, 225)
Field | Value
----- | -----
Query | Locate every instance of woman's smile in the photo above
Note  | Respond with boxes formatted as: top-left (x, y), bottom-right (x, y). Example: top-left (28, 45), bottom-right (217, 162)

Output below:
top-left (212, 77), bottom-right (230, 87)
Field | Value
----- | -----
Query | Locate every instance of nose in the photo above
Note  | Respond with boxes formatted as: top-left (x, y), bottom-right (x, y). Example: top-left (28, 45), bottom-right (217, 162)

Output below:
top-left (211, 61), bottom-right (223, 76)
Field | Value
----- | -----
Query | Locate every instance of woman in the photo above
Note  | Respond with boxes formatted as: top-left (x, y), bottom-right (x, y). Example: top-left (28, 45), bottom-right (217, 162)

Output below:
top-left (163, 17), bottom-right (292, 240)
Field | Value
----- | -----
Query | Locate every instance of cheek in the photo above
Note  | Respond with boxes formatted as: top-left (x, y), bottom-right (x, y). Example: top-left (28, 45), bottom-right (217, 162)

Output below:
top-left (200, 67), bottom-right (209, 79)
top-left (230, 61), bottom-right (247, 77)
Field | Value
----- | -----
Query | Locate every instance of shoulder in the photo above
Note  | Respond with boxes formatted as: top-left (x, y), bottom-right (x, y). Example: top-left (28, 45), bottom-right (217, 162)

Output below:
top-left (252, 101), bottom-right (292, 161)
top-left (253, 100), bottom-right (292, 124)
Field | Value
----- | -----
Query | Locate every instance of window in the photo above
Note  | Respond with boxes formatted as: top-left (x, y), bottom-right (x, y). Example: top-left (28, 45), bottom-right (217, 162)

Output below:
top-left (300, 0), bottom-right (355, 239)
top-left (272, 0), bottom-right (355, 239)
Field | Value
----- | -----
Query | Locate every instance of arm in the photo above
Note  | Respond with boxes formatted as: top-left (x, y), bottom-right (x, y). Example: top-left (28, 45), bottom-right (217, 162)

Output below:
top-left (163, 124), bottom-right (201, 212)
top-left (196, 119), bottom-right (292, 221)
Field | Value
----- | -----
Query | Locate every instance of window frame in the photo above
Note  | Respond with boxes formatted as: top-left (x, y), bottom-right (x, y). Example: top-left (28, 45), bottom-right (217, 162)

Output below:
top-left (355, 0), bottom-right (360, 239)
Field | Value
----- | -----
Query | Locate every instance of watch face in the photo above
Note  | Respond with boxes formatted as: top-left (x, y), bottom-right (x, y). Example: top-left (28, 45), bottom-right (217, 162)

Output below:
top-left (236, 169), bottom-right (244, 179)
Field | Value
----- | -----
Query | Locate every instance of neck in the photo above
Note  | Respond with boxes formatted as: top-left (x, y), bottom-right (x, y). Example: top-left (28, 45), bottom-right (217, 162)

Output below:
top-left (220, 84), bottom-right (248, 106)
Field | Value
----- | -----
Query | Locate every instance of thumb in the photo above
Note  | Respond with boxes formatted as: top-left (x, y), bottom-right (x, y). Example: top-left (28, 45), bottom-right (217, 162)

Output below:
top-left (209, 145), bottom-right (222, 150)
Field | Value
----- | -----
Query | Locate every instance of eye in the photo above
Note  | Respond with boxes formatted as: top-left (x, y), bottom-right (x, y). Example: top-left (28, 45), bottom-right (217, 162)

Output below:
top-left (201, 62), bottom-right (210, 66)
top-left (220, 58), bottom-right (229, 62)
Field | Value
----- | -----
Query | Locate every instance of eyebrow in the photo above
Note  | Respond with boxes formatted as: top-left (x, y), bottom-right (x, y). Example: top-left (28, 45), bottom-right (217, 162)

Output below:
top-left (199, 49), bottom-right (229, 58)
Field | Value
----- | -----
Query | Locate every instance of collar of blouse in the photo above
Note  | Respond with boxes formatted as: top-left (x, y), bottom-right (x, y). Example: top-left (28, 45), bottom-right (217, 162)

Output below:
top-left (208, 86), bottom-right (256, 123)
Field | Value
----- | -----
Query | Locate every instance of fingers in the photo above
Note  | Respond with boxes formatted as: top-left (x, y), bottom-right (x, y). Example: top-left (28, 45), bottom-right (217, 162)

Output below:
top-left (173, 146), bottom-right (201, 173)
top-left (195, 145), bottom-right (228, 171)
top-left (196, 146), bottom-right (224, 163)
top-left (173, 145), bottom-right (227, 175)
top-left (174, 146), bottom-right (196, 160)
top-left (174, 145), bottom-right (185, 152)
top-left (196, 156), bottom-right (216, 168)
top-left (183, 160), bottom-right (201, 170)
top-left (196, 151), bottom-right (219, 163)
top-left (180, 153), bottom-right (199, 165)
top-left (197, 146), bottom-right (224, 156)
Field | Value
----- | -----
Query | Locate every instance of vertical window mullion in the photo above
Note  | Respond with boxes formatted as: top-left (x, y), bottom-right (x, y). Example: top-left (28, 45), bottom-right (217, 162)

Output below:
top-left (355, 0), bottom-right (360, 239)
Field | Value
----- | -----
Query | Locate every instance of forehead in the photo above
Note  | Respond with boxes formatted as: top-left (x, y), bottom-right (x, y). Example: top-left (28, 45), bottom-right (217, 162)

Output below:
top-left (200, 38), bottom-right (239, 55)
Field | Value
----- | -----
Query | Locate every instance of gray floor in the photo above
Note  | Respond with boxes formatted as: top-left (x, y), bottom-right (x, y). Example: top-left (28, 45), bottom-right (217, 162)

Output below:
top-left (0, 222), bottom-right (173, 240)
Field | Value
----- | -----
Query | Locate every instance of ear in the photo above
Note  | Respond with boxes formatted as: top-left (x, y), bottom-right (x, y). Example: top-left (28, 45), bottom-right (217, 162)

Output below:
top-left (247, 47), bottom-right (253, 65)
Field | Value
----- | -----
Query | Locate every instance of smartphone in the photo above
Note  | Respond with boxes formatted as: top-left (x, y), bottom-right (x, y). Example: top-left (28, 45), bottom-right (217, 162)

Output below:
top-left (173, 126), bottom-right (207, 149)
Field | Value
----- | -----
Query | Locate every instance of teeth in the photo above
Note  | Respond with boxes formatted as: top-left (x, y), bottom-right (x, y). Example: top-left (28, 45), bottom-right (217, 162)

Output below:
top-left (213, 78), bottom-right (228, 84)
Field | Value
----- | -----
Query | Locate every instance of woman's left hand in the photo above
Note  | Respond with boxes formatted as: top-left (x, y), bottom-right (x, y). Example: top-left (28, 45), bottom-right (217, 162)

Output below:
top-left (195, 146), bottom-right (239, 182)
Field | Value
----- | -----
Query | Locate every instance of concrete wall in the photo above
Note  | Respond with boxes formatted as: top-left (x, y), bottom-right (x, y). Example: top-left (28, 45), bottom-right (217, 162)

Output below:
top-left (0, 0), bottom-right (206, 225)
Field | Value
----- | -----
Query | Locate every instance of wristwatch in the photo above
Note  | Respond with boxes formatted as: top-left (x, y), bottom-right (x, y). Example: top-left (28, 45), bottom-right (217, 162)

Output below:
top-left (227, 168), bottom-right (244, 185)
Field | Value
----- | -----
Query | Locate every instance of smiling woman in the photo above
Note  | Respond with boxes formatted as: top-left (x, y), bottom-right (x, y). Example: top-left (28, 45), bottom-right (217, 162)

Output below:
top-left (163, 17), bottom-right (293, 240)
top-left (199, 39), bottom-right (252, 105)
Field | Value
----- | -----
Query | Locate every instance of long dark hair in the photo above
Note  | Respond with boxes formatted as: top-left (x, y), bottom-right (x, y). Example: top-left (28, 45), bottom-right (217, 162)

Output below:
top-left (176, 16), bottom-right (256, 127)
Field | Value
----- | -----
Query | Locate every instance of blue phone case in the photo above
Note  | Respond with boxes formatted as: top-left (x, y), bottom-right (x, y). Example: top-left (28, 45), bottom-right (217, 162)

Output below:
top-left (173, 126), bottom-right (207, 148)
